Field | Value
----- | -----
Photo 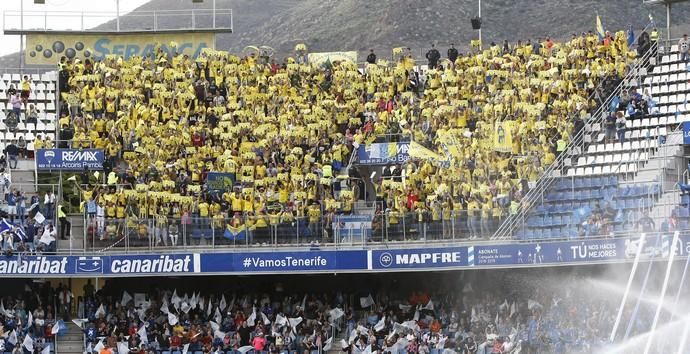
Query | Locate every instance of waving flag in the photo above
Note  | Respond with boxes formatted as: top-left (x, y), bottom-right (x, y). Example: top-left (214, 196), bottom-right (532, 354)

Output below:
top-left (627, 24), bottom-right (635, 47)
top-left (596, 14), bottom-right (605, 41)
top-left (121, 291), bottom-right (133, 307)
top-left (0, 219), bottom-right (13, 234)
top-left (223, 224), bottom-right (247, 241)
top-left (360, 294), bottom-right (375, 308)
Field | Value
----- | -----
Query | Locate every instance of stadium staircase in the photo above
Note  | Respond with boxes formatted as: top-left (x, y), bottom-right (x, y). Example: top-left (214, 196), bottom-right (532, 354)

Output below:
top-left (494, 42), bottom-right (690, 240)
top-left (57, 322), bottom-right (84, 354)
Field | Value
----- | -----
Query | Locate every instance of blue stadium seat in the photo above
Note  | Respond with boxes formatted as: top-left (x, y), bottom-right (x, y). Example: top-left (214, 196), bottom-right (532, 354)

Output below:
top-left (194, 351), bottom-right (204, 354)
top-left (625, 199), bottom-right (635, 209)
top-left (575, 177), bottom-right (585, 189)
top-left (682, 194), bottom-right (690, 206)
top-left (608, 175), bottom-right (618, 186)
top-left (172, 351), bottom-right (182, 354)
top-left (679, 208), bottom-right (690, 218)
top-left (591, 177), bottom-right (601, 188)
top-left (680, 219), bottom-right (689, 229)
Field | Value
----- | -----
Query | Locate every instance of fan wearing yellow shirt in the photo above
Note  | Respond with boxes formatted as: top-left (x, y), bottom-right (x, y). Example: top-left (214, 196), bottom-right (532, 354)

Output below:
top-left (307, 201), bottom-right (322, 242)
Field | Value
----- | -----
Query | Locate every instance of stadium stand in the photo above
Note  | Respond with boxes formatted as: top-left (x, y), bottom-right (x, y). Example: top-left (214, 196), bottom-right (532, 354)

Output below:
top-left (11, 269), bottom-right (621, 354)
top-left (54, 31), bottom-right (634, 248)
top-left (0, 70), bottom-right (59, 158)
top-left (503, 40), bottom-right (690, 240)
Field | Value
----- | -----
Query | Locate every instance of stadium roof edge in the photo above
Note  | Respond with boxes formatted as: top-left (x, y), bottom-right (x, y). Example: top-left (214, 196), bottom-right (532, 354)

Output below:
top-left (3, 28), bottom-right (231, 35)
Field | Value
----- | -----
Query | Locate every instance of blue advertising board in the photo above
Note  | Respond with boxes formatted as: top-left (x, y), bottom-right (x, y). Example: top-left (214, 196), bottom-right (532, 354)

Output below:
top-left (371, 247), bottom-right (468, 270)
top-left (202, 250), bottom-right (367, 273)
top-left (683, 121), bottom-right (690, 145)
top-left (357, 142), bottom-right (409, 165)
top-left (36, 149), bottom-right (105, 170)
top-left (1, 235), bottom-right (688, 277)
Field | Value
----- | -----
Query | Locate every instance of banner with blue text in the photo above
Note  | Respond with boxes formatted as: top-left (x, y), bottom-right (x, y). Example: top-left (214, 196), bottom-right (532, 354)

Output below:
top-left (0, 234), bottom-right (687, 277)
top-left (36, 149), bottom-right (105, 170)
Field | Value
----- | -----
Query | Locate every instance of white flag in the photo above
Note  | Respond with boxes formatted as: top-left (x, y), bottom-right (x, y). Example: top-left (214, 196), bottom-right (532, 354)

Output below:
top-left (214, 308), bottom-right (222, 324)
top-left (463, 283), bottom-right (474, 293)
top-left (117, 341), bottom-right (129, 354)
top-left (171, 290), bottom-right (181, 310)
top-left (288, 317), bottom-right (302, 328)
top-left (93, 340), bottom-right (105, 353)
top-left (301, 294), bottom-right (307, 310)
top-left (189, 293), bottom-right (197, 310)
top-left (182, 343), bottom-right (190, 354)
top-left (275, 314), bottom-right (288, 326)
top-left (510, 302), bottom-right (517, 317)
top-left (209, 321), bottom-right (220, 332)
top-left (499, 299), bottom-right (509, 311)
top-left (180, 302), bottom-right (192, 314)
top-left (39, 231), bottom-right (55, 245)
top-left (261, 311), bottom-right (270, 325)
top-left (219, 295), bottom-right (227, 311)
top-left (137, 325), bottom-right (148, 344)
top-left (374, 316), bottom-right (386, 332)
top-left (0, 300), bottom-right (6, 317)
top-left (362, 344), bottom-right (372, 354)
top-left (8, 330), bottom-right (17, 345)
top-left (160, 299), bottom-right (170, 314)
top-left (527, 300), bottom-right (543, 310)
top-left (360, 294), bottom-right (375, 308)
top-left (51, 321), bottom-right (61, 334)
top-left (323, 337), bottom-right (333, 351)
top-left (22, 334), bottom-right (34, 352)
top-left (96, 304), bottom-right (106, 318)
top-left (121, 291), bottom-right (133, 307)
top-left (247, 308), bottom-right (257, 327)
top-left (413, 309), bottom-right (420, 321)
top-left (41, 344), bottom-right (51, 354)
top-left (168, 312), bottom-right (179, 326)
top-left (27, 311), bottom-right (33, 328)
top-left (340, 339), bottom-right (349, 349)
top-left (422, 300), bottom-right (434, 311)
top-left (206, 300), bottom-right (213, 317)
top-left (329, 307), bottom-right (344, 322)
top-left (399, 304), bottom-right (412, 312)
top-left (238, 345), bottom-right (254, 354)
top-left (72, 318), bottom-right (88, 328)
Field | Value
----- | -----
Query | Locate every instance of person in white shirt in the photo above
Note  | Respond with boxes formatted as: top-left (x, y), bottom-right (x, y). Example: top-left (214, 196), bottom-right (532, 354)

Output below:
top-left (679, 34), bottom-right (690, 62)
top-left (44, 191), bottom-right (56, 220)
top-left (96, 204), bottom-right (105, 238)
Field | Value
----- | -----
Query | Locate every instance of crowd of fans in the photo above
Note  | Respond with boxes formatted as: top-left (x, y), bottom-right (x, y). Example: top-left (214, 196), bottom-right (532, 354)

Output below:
top-left (61, 270), bottom-right (631, 354)
top-left (49, 30), bottom-right (635, 244)
top-left (0, 281), bottom-right (66, 354)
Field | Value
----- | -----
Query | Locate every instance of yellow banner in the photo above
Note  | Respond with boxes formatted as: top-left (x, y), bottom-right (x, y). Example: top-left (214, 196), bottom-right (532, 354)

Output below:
top-left (25, 32), bottom-right (215, 65)
top-left (408, 141), bottom-right (447, 166)
top-left (307, 51), bottom-right (358, 66)
top-left (494, 120), bottom-right (514, 153)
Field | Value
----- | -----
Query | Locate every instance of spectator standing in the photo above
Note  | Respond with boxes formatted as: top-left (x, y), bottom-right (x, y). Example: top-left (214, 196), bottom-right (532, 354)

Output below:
top-left (447, 44), bottom-right (459, 63)
top-left (4, 140), bottom-right (19, 169)
top-left (20, 75), bottom-right (31, 108)
top-left (10, 93), bottom-right (22, 119)
top-left (366, 50), bottom-right (376, 64)
top-left (426, 44), bottom-right (440, 69)
top-left (637, 210), bottom-right (656, 232)
top-left (679, 34), bottom-right (689, 62)
top-left (44, 191), bottom-right (56, 220)
top-left (604, 113), bottom-right (616, 144)
top-left (616, 112), bottom-right (627, 144)
top-left (58, 204), bottom-right (70, 240)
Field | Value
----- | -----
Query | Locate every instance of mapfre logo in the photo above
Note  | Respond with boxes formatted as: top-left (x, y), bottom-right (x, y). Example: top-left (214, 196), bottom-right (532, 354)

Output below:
top-left (380, 251), bottom-right (462, 267)
top-left (379, 252), bottom-right (393, 267)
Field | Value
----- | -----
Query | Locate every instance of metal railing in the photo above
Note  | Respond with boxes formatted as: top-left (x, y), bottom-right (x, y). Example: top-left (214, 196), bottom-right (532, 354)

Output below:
top-left (492, 45), bottom-right (658, 240)
top-left (47, 208), bottom-right (690, 254)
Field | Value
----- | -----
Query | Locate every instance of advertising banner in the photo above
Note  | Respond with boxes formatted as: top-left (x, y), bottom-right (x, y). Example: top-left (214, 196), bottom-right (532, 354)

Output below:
top-left (357, 142), bottom-right (409, 165)
top-left (36, 149), bottom-right (105, 170)
top-left (0, 234), bottom-right (687, 277)
top-left (25, 32), bottom-right (214, 65)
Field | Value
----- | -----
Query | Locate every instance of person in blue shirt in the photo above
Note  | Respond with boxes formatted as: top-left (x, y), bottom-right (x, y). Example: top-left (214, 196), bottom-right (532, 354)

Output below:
top-left (7, 191), bottom-right (17, 223)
